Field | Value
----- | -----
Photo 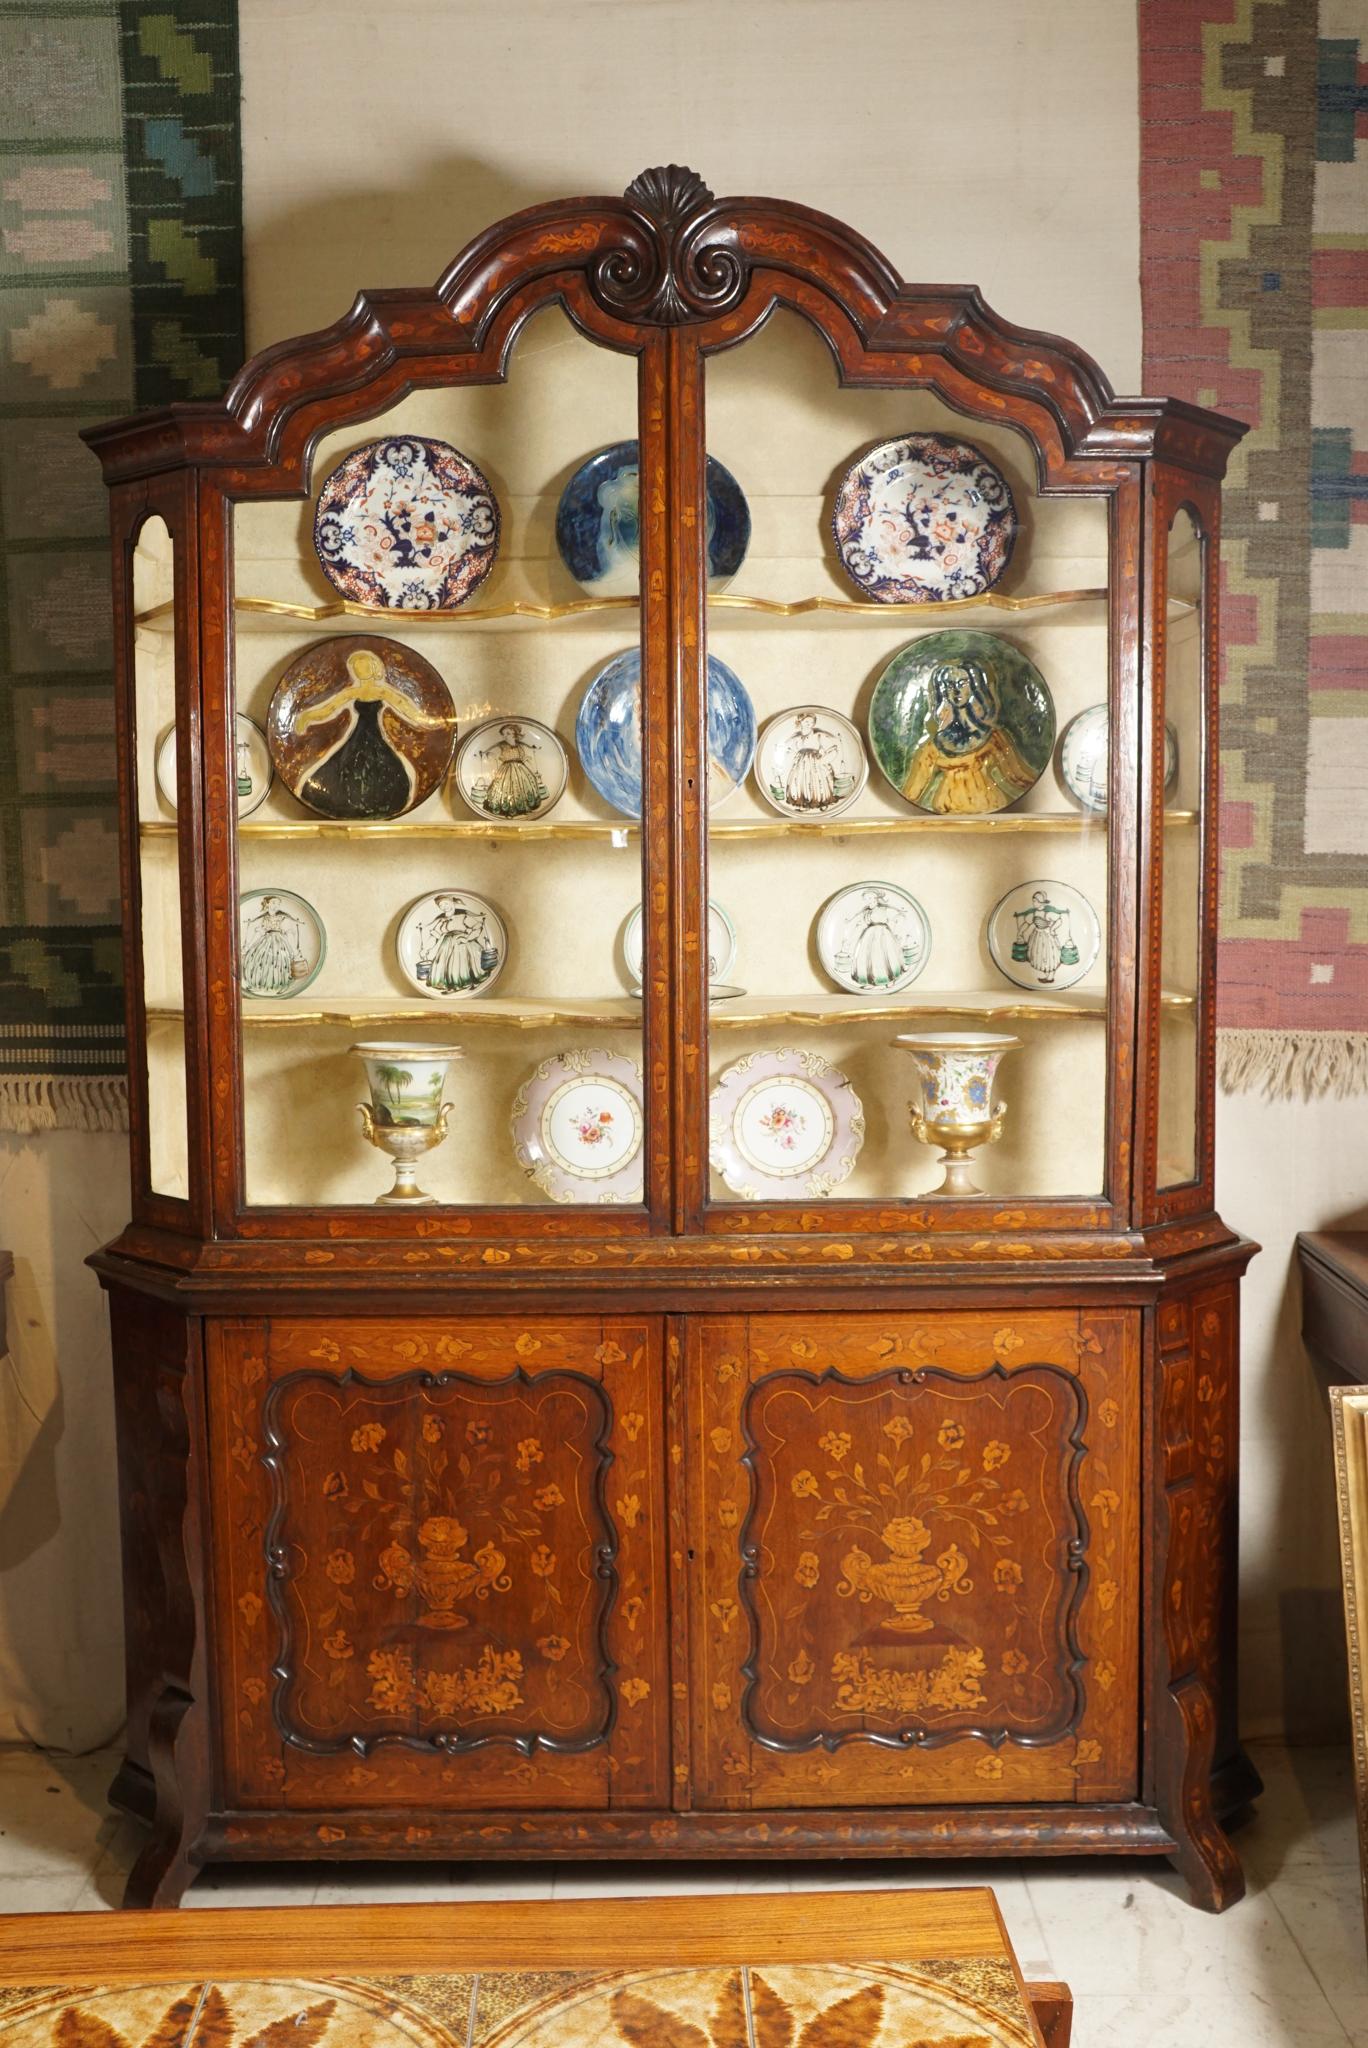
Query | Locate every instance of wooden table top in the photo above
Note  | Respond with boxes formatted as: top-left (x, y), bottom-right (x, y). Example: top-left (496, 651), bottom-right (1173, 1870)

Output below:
top-left (1299, 1230), bottom-right (1368, 1385)
top-left (0, 1892), bottom-right (1068, 2048)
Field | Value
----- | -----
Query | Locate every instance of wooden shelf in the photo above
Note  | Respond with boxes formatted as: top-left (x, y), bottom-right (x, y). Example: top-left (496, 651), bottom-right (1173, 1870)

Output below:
top-left (145, 987), bottom-right (1195, 1031)
top-left (139, 809), bottom-right (1198, 844)
top-left (129, 583), bottom-right (1171, 635)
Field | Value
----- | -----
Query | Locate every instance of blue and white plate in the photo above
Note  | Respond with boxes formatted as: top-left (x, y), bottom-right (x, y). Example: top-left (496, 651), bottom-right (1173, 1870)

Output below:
top-left (575, 648), bottom-right (757, 819)
top-left (556, 439), bottom-right (750, 596)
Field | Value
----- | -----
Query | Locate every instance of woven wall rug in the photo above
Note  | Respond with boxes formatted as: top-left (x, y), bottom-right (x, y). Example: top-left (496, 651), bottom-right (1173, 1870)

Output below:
top-left (1141, 0), bottom-right (1368, 1097)
top-left (0, 0), bottom-right (243, 1131)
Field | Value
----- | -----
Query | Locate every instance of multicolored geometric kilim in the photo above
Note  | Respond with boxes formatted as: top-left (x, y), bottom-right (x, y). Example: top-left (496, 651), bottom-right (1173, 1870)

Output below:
top-left (0, 0), bottom-right (242, 1130)
top-left (1141, 0), bottom-right (1368, 1096)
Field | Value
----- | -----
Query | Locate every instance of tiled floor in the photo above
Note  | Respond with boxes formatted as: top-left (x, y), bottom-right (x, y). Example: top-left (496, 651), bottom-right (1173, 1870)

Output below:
top-left (0, 1739), bottom-right (1361, 2044)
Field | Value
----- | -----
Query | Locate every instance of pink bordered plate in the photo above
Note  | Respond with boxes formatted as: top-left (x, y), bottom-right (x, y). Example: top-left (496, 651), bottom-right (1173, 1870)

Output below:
top-left (313, 435), bottom-right (500, 609)
top-left (511, 1047), bottom-right (644, 1204)
top-left (709, 1047), bottom-right (865, 1202)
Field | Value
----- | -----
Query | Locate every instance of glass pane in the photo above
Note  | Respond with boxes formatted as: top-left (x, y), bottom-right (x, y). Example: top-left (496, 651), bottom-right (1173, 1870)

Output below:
top-left (703, 309), bottom-right (1111, 1208)
top-left (133, 515), bottom-right (190, 1198)
top-left (1157, 506), bottom-right (1203, 1189)
top-left (231, 306), bottom-right (647, 1209)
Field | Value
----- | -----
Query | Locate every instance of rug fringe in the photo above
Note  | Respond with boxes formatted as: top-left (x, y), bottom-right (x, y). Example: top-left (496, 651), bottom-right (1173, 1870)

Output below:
top-left (0, 1076), bottom-right (128, 1134)
top-left (1217, 1029), bottom-right (1368, 1101)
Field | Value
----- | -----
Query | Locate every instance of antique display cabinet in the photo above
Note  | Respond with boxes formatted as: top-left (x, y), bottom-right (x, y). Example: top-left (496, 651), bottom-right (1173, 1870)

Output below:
top-left (85, 168), bottom-right (1257, 1911)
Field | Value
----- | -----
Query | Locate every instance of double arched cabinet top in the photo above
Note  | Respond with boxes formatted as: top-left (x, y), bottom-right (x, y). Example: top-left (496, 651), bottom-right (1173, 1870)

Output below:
top-left (83, 165), bottom-right (1245, 496)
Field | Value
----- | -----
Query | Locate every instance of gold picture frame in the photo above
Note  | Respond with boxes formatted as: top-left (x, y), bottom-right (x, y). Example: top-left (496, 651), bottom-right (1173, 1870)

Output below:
top-left (1330, 1384), bottom-right (1368, 1957)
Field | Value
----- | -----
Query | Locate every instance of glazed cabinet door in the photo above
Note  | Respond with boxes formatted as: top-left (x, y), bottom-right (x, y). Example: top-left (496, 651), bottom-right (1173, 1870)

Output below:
top-left (208, 1315), bottom-right (669, 1819)
top-left (685, 1309), bottom-right (1138, 1809)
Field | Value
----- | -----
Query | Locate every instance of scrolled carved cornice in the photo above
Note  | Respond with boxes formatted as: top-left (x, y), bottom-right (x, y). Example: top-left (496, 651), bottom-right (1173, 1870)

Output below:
top-left (589, 164), bottom-right (747, 326)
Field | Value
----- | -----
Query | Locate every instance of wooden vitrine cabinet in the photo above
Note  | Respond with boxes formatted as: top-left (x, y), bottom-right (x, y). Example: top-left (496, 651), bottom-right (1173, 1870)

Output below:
top-left (86, 167), bottom-right (1256, 1909)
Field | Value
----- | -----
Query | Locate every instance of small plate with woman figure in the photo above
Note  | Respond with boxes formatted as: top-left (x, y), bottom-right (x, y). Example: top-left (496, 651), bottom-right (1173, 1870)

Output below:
top-left (238, 888), bottom-right (326, 999)
top-left (814, 882), bottom-right (932, 995)
top-left (454, 715), bottom-right (567, 822)
top-left (396, 889), bottom-right (507, 998)
top-left (754, 705), bottom-right (868, 821)
top-left (986, 878), bottom-right (1101, 994)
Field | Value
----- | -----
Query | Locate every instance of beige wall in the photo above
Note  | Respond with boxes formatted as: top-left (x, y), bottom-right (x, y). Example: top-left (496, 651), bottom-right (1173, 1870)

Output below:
top-left (2, 0), bottom-right (1354, 1751)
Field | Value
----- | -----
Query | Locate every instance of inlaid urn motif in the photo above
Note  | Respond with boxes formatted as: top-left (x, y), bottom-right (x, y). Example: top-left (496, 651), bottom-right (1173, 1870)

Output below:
top-left (838, 1515), bottom-right (952, 1634)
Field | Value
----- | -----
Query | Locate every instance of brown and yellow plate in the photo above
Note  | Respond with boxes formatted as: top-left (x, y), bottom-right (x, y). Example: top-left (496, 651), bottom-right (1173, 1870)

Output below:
top-left (267, 635), bottom-right (458, 820)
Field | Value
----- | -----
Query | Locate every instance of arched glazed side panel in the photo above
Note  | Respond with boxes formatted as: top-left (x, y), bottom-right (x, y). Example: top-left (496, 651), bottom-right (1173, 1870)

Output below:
top-left (111, 477), bottom-right (210, 1232)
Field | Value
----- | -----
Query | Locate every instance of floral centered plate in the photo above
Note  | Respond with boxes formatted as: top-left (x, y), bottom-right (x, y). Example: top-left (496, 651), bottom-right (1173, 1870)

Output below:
top-left (238, 887), bottom-right (325, 998)
top-left (267, 634), bottom-right (458, 820)
top-left (754, 704), bottom-right (868, 821)
top-left (511, 1047), bottom-right (644, 1203)
top-left (396, 889), bottom-right (507, 998)
top-left (833, 433), bottom-right (1018, 603)
top-left (986, 878), bottom-right (1102, 994)
top-left (576, 647), bottom-right (756, 818)
top-left (622, 899), bottom-right (736, 986)
top-left (868, 630), bottom-right (1055, 816)
top-left (710, 1047), bottom-right (865, 1201)
top-left (158, 714), bottom-right (271, 818)
top-left (556, 439), bottom-right (751, 595)
top-left (1059, 701), bottom-right (1179, 814)
top-left (313, 435), bottom-right (499, 609)
top-left (815, 882), bottom-right (931, 995)
top-left (454, 715), bottom-right (567, 822)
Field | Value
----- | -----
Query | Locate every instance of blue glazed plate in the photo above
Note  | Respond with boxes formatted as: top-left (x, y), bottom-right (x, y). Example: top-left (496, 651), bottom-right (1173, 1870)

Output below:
top-left (576, 647), bottom-right (757, 819)
top-left (556, 439), bottom-right (750, 596)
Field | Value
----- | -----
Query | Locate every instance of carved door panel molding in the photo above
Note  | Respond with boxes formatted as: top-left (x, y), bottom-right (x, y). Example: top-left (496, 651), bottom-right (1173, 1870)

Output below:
top-left (209, 1317), bottom-right (668, 1818)
top-left (687, 1310), bottom-right (1138, 1811)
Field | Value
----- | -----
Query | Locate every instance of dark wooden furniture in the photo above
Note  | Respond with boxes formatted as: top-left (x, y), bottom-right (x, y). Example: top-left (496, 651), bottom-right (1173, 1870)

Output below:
top-left (84, 166), bottom-right (1257, 1911)
top-left (1299, 1232), bottom-right (1368, 1384)
top-left (0, 1892), bottom-right (1068, 2048)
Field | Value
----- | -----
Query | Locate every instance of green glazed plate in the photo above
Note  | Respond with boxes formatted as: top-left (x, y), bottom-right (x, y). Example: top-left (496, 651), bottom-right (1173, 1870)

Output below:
top-left (868, 630), bottom-right (1056, 816)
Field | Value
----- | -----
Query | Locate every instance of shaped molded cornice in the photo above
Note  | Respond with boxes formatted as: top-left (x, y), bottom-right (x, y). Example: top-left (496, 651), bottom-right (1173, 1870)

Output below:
top-left (82, 166), bottom-right (1247, 487)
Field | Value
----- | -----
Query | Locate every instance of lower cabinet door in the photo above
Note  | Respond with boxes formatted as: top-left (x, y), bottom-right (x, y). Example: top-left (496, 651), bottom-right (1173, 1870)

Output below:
top-left (687, 1309), bottom-right (1139, 1809)
top-left (209, 1315), bottom-right (669, 1814)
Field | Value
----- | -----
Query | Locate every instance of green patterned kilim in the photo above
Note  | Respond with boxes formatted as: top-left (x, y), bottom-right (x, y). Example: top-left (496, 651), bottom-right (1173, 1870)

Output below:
top-left (0, 0), bottom-right (243, 1129)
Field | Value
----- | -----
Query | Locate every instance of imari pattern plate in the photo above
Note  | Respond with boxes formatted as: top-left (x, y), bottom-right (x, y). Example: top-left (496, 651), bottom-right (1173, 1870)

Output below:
top-left (710, 1047), bottom-right (865, 1201)
top-left (313, 436), bottom-right (500, 609)
top-left (511, 1047), bottom-right (645, 1203)
top-left (833, 433), bottom-right (1018, 603)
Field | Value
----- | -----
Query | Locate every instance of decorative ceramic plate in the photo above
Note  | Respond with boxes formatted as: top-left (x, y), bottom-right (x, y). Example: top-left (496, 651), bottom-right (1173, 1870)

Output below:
top-left (986, 877), bottom-right (1102, 994)
top-left (454, 715), bottom-right (567, 822)
top-left (868, 630), bottom-right (1055, 815)
top-left (395, 889), bottom-right (507, 998)
top-left (267, 635), bottom-right (457, 820)
top-left (832, 433), bottom-right (1018, 603)
top-left (814, 882), bottom-right (931, 995)
top-left (157, 713), bottom-right (271, 818)
top-left (313, 436), bottom-right (499, 609)
top-left (511, 1047), bottom-right (644, 1203)
top-left (575, 647), bottom-right (756, 818)
top-left (1059, 701), bottom-right (1179, 814)
top-left (622, 899), bottom-right (737, 986)
top-left (710, 1047), bottom-right (865, 1201)
top-left (238, 887), bottom-right (325, 998)
top-left (556, 439), bottom-right (751, 595)
top-left (754, 705), bottom-right (868, 821)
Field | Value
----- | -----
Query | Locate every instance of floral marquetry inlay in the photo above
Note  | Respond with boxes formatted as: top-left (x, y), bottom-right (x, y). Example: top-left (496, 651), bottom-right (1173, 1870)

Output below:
top-left (262, 1365), bottom-right (616, 1755)
top-left (739, 1365), bottom-right (1086, 1749)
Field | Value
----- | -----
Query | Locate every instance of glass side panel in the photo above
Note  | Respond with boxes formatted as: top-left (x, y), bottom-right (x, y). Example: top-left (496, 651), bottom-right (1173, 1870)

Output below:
top-left (133, 515), bottom-right (190, 1198)
top-left (703, 308), bottom-right (1112, 1208)
top-left (229, 306), bottom-right (646, 1209)
top-left (1157, 506), bottom-right (1204, 1190)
